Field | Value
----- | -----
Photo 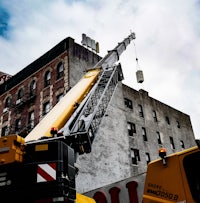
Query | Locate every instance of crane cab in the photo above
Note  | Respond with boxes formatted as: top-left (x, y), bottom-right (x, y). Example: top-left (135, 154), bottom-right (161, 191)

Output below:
top-left (143, 146), bottom-right (200, 203)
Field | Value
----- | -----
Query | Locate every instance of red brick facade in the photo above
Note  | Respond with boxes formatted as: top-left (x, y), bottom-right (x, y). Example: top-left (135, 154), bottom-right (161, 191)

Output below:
top-left (0, 37), bottom-right (101, 138)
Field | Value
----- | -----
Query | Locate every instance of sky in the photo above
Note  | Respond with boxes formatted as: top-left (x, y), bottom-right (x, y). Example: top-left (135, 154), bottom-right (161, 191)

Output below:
top-left (0, 0), bottom-right (200, 139)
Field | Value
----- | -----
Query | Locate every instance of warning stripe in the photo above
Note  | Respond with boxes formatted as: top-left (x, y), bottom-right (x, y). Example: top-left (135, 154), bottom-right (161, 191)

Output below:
top-left (37, 163), bottom-right (56, 183)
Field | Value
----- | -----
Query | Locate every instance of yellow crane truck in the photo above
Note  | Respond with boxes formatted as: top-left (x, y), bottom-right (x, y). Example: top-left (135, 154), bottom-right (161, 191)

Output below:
top-left (0, 32), bottom-right (199, 203)
top-left (143, 144), bottom-right (200, 203)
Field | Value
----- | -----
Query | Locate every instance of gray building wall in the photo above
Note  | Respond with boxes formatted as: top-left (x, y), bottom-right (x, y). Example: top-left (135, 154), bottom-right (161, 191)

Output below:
top-left (76, 83), bottom-right (132, 192)
top-left (76, 82), bottom-right (196, 201)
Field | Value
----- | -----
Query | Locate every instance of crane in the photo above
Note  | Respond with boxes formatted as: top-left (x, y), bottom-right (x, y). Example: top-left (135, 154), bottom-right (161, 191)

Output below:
top-left (0, 33), bottom-right (136, 203)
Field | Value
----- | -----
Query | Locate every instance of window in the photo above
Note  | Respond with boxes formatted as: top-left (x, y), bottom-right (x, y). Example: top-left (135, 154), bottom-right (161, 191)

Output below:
top-left (170, 136), bottom-right (175, 149)
top-left (16, 88), bottom-right (24, 104)
top-left (43, 102), bottom-right (50, 116)
top-left (138, 104), bottom-right (144, 117)
top-left (157, 131), bottom-right (162, 144)
top-left (145, 152), bottom-right (151, 164)
top-left (130, 148), bottom-right (140, 165)
top-left (180, 140), bottom-right (185, 149)
top-left (4, 96), bottom-right (11, 112)
top-left (165, 116), bottom-right (170, 125)
top-left (56, 93), bottom-right (64, 103)
top-left (15, 118), bottom-right (21, 133)
top-left (142, 127), bottom-right (147, 141)
top-left (44, 70), bottom-right (51, 87)
top-left (127, 122), bottom-right (136, 136)
top-left (176, 121), bottom-right (181, 128)
top-left (1, 126), bottom-right (9, 136)
top-left (124, 98), bottom-right (133, 109)
top-left (57, 62), bottom-right (64, 79)
top-left (28, 111), bottom-right (34, 130)
top-left (30, 80), bottom-right (36, 97)
top-left (153, 110), bottom-right (157, 122)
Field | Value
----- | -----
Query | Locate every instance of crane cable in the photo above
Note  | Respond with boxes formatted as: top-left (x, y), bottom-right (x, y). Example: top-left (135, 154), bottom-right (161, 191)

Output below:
top-left (133, 40), bottom-right (140, 71)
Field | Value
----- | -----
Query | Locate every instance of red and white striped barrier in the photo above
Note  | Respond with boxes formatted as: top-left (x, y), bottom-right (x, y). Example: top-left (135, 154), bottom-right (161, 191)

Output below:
top-left (37, 163), bottom-right (56, 183)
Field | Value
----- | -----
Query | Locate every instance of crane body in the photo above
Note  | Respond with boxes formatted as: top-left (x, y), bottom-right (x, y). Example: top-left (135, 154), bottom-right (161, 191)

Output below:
top-left (0, 33), bottom-right (135, 202)
top-left (0, 32), bottom-right (199, 203)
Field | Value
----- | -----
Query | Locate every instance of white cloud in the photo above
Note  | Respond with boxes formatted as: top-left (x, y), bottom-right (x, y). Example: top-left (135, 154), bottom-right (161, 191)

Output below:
top-left (0, 0), bottom-right (200, 138)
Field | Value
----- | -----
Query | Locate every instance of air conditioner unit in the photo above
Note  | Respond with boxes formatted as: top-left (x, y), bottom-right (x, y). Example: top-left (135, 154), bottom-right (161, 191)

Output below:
top-left (3, 107), bottom-right (8, 113)
top-left (16, 99), bottom-right (22, 105)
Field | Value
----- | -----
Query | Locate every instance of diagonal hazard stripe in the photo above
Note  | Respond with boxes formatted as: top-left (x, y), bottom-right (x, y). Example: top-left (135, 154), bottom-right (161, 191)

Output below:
top-left (48, 162), bottom-right (56, 170)
top-left (37, 163), bottom-right (56, 182)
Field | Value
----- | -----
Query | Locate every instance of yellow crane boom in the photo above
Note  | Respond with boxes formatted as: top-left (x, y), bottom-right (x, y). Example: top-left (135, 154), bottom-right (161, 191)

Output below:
top-left (25, 69), bottom-right (100, 142)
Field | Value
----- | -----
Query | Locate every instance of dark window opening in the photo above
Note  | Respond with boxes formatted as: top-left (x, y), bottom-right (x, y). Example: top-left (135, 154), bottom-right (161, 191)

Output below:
top-left (165, 116), bottom-right (170, 125)
top-left (4, 96), bottom-right (11, 112)
top-left (127, 122), bottom-right (136, 136)
top-left (16, 88), bottom-right (24, 104)
top-left (43, 102), bottom-right (50, 116)
top-left (30, 80), bottom-right (36, 97)
top-left (180, 140), bottom-right (185, 149)
top-left (170, 136), bottom-right (175, 149)
top-left (131, 148), bottom-right (140, 165)
top-left (57, 62), bottom-right (64, 80)
top-left (28, 111), bottom-right (34, 131)
top-left (146, 152), bottom-right (151, 164)
top-left (157, 131), bottom-right (162, 144)
top-left (1, 126), bottom-right (9, 136)
top-left (124, 98), bottom-right (133, 109)
top-left (138, 104), bottom-right (144, 117)
top-left (176, 121), bottom-right (181, 128)
top-left (44, 70), bottom-right (51, 87)
top-left (15, 118), bottom-right (21, 133)
top-left (142, 127), bottom-right (147, 141)
top-left (56, 93), bottom-right (64, 103)
top-left (153, 110), bottom-right (157, 122)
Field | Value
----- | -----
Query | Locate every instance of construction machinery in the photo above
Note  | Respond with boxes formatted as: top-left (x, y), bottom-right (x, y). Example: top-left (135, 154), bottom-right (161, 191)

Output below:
top-left (0, 33), bottom-right (135, 203)
top-left (0, 32), bottom-right (200, 203)
top-left (143, 144), bottom-right (200, 203)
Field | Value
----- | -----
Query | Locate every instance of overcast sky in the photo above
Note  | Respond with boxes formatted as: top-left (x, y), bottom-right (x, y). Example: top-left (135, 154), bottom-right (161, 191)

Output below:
top-left (0, 0), bottom-right (200, 139)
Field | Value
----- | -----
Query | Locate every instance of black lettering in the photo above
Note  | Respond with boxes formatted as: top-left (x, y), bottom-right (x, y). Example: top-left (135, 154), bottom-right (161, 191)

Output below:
top-left (169, 194), bottom-right (173, 200)
top-left (147, 189), bottom-right (179, 201)
top-left (173, 194), bottom-right (178, 201)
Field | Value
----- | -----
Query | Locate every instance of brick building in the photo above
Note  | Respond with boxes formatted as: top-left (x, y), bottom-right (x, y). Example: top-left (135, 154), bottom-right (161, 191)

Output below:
top-left (0, 37), bottom-right (101, 137)
top-left (0, 36), bottom-right (196, 202)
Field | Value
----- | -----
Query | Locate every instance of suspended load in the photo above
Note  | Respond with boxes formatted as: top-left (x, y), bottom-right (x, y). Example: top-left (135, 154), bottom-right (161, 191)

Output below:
top-left (136, 70), bottom-right (144, 83)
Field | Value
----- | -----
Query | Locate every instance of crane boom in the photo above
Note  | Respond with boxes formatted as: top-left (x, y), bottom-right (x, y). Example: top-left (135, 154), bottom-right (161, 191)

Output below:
top-left (25, 69), bottom-right (101, 142)
top-left (25, 32), bottom-right (136, 143)
top-left (0, 32), bottom-right (136, 203)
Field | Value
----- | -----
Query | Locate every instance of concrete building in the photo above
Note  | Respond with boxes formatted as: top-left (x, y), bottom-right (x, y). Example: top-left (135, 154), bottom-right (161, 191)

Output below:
top-left (0, 36), bottom-right (196, 202)
top-left (78, 84), bottom-right (196, 202)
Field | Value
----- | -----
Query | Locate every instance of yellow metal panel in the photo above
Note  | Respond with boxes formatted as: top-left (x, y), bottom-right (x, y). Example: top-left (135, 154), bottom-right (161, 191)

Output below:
top-left (143, 147), bottom-right (200, 203)
top-left (35, 144), bottom-right (49, 151)
top-left (0, 134), bottom-right (25, 164)
top-left (143, 155), bottom-right (186, 202)
top-left (25, 69), bottom-right (101, 142)
top-left (76, 193), bottom-right (96, 203)
top-left (177, 147), bottom-right (199, 203)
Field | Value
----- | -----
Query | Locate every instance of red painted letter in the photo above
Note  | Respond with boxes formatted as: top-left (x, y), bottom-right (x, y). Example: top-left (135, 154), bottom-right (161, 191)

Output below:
top-left (93, 191), bottom-right (108, 203)
top-left (109, 187), bottom-right (121, 203)
top-left (126, 181), bottom-right (139, 203)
